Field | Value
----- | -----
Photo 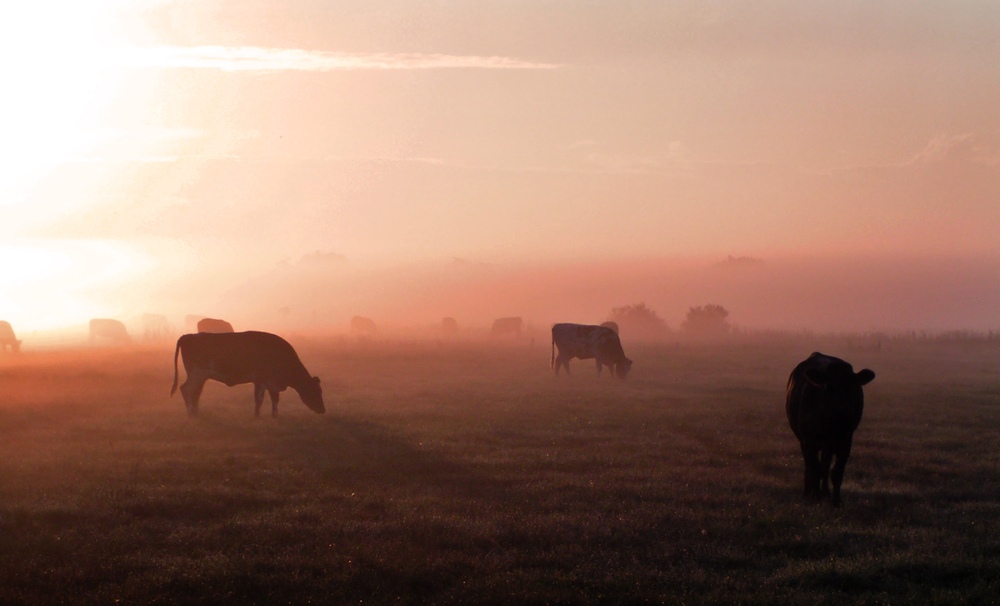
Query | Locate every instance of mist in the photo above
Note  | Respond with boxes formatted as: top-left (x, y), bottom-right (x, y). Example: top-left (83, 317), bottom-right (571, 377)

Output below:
top-left (47, 252), bottom-right (987, 348)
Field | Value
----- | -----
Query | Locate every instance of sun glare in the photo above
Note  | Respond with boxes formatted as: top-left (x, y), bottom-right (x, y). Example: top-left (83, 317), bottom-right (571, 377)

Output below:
top-left (0, 3), bottom-right (129, 213)
top-left (0, 3), bottom-right (153, 337)
top-left (0, 239), bottom-right (151, 335)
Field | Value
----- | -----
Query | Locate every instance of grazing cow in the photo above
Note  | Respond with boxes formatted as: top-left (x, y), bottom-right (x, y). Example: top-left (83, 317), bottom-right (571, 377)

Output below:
top-left (491, 316), bottom-right (524, 337)
top-left (786, 352), bottom-right (875, 507)
top-left (350, 316), bottom-right (377, 338)
top-left (551, 323), bottom-right (633, 379)
top-left (170, 331), bottom-right (324, 417)
top-left (0, 321), bottom-right (21, 353)
top-left (197, 317), bottom-right (234, 333)
top-left (600, 321), bottom-right (619, 334)
top-left (89, 318), bottom-right (131, 345)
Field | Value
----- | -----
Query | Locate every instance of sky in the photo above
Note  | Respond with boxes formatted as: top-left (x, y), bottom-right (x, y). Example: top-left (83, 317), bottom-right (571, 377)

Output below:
top-left (1, 1), bottom-right (998, 336)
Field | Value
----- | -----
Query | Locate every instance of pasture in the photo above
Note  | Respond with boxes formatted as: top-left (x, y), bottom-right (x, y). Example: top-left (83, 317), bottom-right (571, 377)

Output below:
top-left (1, 337), bottom-right (998, 603)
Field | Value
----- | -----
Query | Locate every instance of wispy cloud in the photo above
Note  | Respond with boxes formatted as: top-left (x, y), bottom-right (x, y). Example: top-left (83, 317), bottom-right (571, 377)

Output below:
top-left (909, 133), bottom-right (999, 167)
top-left (123, 46), bottom-right (561, 72)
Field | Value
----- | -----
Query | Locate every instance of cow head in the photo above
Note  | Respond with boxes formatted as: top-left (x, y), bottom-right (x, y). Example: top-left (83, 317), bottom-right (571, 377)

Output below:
top-left (297, 376), bottom-right (325, 413)
top-left (615, 358), bottom-right (633, 380)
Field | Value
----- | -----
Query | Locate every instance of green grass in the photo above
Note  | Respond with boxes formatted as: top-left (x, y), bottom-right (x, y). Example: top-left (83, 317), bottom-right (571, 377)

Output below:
top-left (1, 339), bottom-right (998, 604)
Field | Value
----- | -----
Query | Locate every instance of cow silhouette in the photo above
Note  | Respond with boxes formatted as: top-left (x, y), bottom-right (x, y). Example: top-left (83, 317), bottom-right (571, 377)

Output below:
top-left (171, 331), bottom-right (324, 417)
top-left (184, 314), bottom-right (204, 333)
top-left (600, 321), bottom-right (620, 334)
top-left (89, 319), bottom-right (131, 345)
top-left (551, 323), bottom-right (633, 379)
top-left (141, 314), bottom-right (172, 342)
top-left (0, 321), bottom-right (21, 353)
top-left (491, 317), bottom-right (524, 337)
top-left (441, 317), bottom-right (459, 336)
top-left (197, 318), bottom-right (234, 334)
top-left (786, 352), bottom-right (875, 507)
top-left (350, 316), bottom-right (377, 338)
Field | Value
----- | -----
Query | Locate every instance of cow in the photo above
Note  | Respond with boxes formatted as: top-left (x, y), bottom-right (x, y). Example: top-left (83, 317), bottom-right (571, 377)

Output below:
top-left (89, 318), bottom-right (131, 345)
top-left (170, 331), bottom-right (324, 417)
top-left (0, 321), bottom-right (21, 353)
top-left (786, 352), bottom-right (875, 507)
top-left (600, 321), bottom-right (619, 334)
top-left (441, 317), bottom-right (459, 336)
top-left (197, 317), bottom-right (234, 333)
top-left (350, 316), bottom-right (377, 337)
top-left (184, 314), bottom-right (204, 333)
top-left (491, 316), bottom-right (524, 337)
top-left (551, 323), bottom-right (633, 379)
top-left (142, 313), bottom-right (172, 342)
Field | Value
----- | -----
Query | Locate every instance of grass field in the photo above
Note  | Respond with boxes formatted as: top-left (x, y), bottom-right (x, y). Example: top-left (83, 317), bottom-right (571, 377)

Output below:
top-left (1, 337), bottom-right (999, 604)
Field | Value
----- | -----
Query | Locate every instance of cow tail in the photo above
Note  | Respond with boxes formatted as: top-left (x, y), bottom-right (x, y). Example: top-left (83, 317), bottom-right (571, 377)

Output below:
top-left (170, 337), bottom-right (181, 396)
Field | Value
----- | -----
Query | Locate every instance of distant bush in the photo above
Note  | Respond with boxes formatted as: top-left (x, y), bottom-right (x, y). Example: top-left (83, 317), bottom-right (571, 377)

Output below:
top-left (608, 303), bottom-right (670, 340)
top-left (681, 304), bottom-right (731, 338)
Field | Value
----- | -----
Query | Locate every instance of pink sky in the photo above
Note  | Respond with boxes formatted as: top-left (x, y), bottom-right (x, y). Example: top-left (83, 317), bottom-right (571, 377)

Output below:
top-left (1, 1), bottom-right (998, 334)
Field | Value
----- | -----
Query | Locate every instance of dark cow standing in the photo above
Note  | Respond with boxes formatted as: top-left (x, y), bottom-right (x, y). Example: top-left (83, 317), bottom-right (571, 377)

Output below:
top-left (197, 317), bottom-right (234, 333)
top-left (171, 331), bottom-right (324, 417)
top-left (786, 352), bottom-right (875, 506)
top-left (551, 323), bottom-right (633, 379)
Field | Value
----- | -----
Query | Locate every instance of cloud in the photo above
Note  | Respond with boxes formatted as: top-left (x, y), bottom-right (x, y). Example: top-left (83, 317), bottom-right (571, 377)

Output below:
top-left (910, 133), bottom-right (999, 166)
top-left (123, 46), bottom-right (561, 72)
top-left (579, 141), bottom-right (691, 174)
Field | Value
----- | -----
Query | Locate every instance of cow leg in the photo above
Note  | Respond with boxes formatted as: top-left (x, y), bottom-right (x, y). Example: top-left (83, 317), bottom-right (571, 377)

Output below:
top-left (555, 354), bottom-right (571, 376)
top-left (254, 383), bottom-right (266, 417)
top-left (799, 443), bottom-right (821, 502)
top-left (595, 358), bottom-right (603, 376)
top-left (269, 390), bottom-right (280, 417)
top-left (180, 378), bottom-right (205, 416)
top-left (819, 449), bottom-right (834, 499)
top-left (830, 439), bottom-right (853, 507)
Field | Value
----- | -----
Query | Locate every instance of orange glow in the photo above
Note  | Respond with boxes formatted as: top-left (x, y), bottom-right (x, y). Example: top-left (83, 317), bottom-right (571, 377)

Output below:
top-left (0, 240), bottom-right (151, 333)
top-left (1, 2), bottom-right (998, 340)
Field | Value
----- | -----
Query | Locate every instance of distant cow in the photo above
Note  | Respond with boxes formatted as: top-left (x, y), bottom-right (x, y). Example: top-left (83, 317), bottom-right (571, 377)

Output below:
top-left (491, 317), bottom-right (524, 337)
top-left (197, 317), bottom-right (234, 333)
top-left (600, 321), bottom-right (619, 334)
top-left (184, 314), bottom-right (204, 333)
top-left (441, 317), bottom-right (459, 336)
top-left (89, 319), bottom-right (131, 345)
top-left (142, 313), bottom-right (171, 342)
top-left (551, 323), bottom-right (633, 379)
top-left (171, 331), bottom-right (324, 417)
top-left (0, 321), bottom-right (21, 353)
top-left (786, 352), bottom-right (875, 507)
top-left (350, 316), bottom-right (377, 337)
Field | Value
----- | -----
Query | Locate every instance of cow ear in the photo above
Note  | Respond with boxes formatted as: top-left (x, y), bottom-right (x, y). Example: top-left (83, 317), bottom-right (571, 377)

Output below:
top-left (855, 369), bottom-right (875, 385)
top-left (804, 368), bottom-right (827, 387)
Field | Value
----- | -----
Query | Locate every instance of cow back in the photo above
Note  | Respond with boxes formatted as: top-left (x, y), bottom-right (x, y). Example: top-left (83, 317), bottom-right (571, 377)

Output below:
top-left (786, 352), bottom-right (870, 444)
